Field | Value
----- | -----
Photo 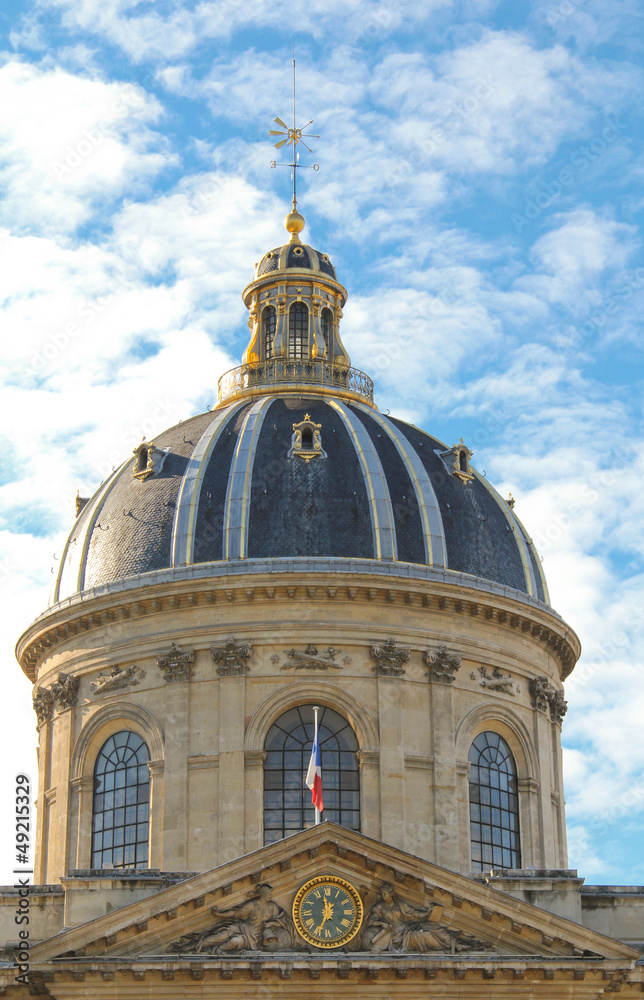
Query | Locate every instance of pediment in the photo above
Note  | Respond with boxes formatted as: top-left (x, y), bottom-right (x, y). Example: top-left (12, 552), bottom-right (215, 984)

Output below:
top-left (30, 824), bottom-right (638, 973)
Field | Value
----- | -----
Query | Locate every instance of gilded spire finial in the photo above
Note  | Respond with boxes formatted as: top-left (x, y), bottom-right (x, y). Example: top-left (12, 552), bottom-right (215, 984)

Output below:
top-left (269, 46), bottom-right (320, 242)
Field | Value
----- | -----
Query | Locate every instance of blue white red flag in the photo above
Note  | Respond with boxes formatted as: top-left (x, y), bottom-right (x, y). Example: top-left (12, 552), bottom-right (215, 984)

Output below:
top-left (305, 716), bottom-right (323, 813)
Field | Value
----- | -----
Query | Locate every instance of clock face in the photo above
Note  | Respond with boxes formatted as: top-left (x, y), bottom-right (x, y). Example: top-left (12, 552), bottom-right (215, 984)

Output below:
top-left (292, 875), bottom-right (363, 949)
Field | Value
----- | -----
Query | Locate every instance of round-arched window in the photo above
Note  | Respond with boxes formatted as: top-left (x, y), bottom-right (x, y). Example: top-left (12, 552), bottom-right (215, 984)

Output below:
top-left (468, 731), bottom-right (520, 870)
top-left (288, 302), bottom-right (309, 359)
top-left (263, 705), bottom-right (359, 844)
top-left (91, 731), bottom-right (150, 869)
top-left (263, 305), bottom-right (276, 360)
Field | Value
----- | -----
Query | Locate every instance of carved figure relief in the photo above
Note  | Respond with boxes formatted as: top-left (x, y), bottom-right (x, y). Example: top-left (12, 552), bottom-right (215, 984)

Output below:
top-left (210, 637), bottom-right (253, 677)
top-left (530, 676), bottom-right (567, 723)
top-left (370, 637), bottom-right (410, 676)
top-left (425, 645), bottom-right (461, 684)
top-left (157, 643), bottom-right (195, 683)
top-left (473, 665), bottom-right (518, 696)
top-left (361, 884), bottom-right (487, 954)
top-left (132, 438), bottom-right (170, 481)
top-left (171, 884), bottom-right (293, 954)
top-left (90, 665), bottom-right (146, 695)
top-left (279, 645), bottom-right (343, 671)
top-left (288, 414), bottom-right (327, 462)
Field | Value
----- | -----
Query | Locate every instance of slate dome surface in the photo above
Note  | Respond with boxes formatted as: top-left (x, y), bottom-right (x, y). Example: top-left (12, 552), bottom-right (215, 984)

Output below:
top-left (256, 242), bottom-right (337, 279)
top-left (54, 394), bottom-right (548, 606)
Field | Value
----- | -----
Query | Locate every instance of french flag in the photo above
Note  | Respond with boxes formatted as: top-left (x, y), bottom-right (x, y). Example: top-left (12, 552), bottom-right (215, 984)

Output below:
top-left (305, 716), bottom-right (323, 813)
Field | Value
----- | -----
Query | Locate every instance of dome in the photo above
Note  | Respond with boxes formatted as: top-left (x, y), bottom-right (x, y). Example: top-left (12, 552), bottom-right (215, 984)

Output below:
top-left (256, 242), bottom-right (337, 279)
top-left (54, 394), bottom-right (547, 606)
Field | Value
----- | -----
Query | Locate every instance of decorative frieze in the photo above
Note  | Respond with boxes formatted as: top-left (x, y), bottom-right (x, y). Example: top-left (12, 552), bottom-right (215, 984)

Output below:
top-left (425, 645), bottom-right (461, 684)
top-left (370, 637), bottom-right (410, 676)
top-left (90, 665), bottom-right (145, 695)
top-left (210, 637), bottom-right (253, 676)
top-left (157, 643), bottom-right (195, 683)
top-left (171, 884), bottom-right (293, 953)
top-left (530, 676), bottom-right (567, 723)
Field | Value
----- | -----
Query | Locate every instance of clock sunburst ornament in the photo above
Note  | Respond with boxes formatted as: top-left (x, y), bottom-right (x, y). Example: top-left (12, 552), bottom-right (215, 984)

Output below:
top-left (292, 875), bottom-right (363, 949)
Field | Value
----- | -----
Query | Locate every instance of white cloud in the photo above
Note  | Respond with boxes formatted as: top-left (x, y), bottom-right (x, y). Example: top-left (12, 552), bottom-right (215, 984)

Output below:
top-left (0, 59), bottom-right (169, 234)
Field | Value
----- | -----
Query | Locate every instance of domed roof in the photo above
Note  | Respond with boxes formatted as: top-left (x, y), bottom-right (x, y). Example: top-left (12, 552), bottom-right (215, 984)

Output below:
top-left (54, 394), bottom-right (548, 607)
top-left (256, 242), bottom-right (337, 280)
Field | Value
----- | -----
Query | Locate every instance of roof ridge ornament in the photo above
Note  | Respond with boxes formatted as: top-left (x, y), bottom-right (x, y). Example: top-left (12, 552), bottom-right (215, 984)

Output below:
top-left (269, 46), bottom-right (320, 243)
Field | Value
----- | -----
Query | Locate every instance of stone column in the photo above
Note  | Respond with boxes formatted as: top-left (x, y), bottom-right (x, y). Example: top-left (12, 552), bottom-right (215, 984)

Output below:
top-left (244, 751), bottom-right (266, 854)
top-left (49, 709), bottom-right (73, 878)
top-left (148, 760), bottom-right (165, 870)
top-left (377, 678), bottom-right (406, 849)
top-left (160, 677), bottom-right (190, 870)
top-left (429, 680), bottom-right (459, 870)
top-left (518, 776), bottom-right (541, 868)
top-left (33, 719), bottom-right (52, 885)
top-left (455, 759), bottom-right (471, 872)
top-left (357, 750), bottom-right (381, 841)
top-left (217, 675), bottom-right (246, 864)
top-left (70, 777), bottom-right (94, 870)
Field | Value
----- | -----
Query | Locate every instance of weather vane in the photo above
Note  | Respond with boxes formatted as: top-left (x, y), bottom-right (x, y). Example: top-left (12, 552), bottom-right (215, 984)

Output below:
top-left (269, 47), bottom-right (319, 213)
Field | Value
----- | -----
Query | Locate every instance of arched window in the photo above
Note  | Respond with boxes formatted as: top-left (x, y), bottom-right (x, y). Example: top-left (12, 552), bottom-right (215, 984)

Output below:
top-left (264, 704), bottom-right (359, 844)
top-left (288, 302), bottom-right (308, 359)
top-left (321, 307), bottom-right (333, 350)
top-left (468, 731), bottom-right (520, 870)
top-left (263, 305), bottom-right (276, 360)
top-left (91, 731), bottom-right (150, 869)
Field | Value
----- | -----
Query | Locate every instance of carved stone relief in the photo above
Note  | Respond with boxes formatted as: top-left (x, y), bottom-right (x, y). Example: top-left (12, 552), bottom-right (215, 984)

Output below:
top-left (279, 645), bottom-right (344, 671)
top-left (170, 884), bottom-right (293, 954)
top-left (530, 676), bottom-right (567, 723)
top-left (32, 687), bottom-right (54, 726)
top-left (425, 645), bottom-right (461, 684)
top-left (33, 672), bottom-right (79, 723)
top-left (360, 885), bottom-right (488, 953)
top-left (472, 665), bottom-right (518, 696)
top-left (90, 665), bottom-right (146, 695)
top-left (210, 637), bottom-right (253, 677)
top-left (370, 638), bottom-right (410, 676)
top-left (157, 643), bottom-right (195, 683)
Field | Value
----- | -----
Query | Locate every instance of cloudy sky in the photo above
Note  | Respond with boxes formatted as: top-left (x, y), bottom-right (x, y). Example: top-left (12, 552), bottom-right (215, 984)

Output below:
top-left (1, 0), bottom-right (643, 886)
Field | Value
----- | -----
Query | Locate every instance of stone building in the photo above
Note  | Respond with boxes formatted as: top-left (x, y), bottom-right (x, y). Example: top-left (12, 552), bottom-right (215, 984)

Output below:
top-left (2, 203), bottom-right (642, 997)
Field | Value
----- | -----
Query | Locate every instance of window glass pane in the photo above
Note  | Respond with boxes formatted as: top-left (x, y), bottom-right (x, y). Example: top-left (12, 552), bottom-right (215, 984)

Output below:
top-left (92, 731), bottom-right (150, 870)
top-left (263, 704), bottom-right (359, 844)
top-left (468, 731), bottom-right (520, 871)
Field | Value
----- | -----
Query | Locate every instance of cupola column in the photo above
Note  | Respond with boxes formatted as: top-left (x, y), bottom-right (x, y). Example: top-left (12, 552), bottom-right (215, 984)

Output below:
top-left (217, 675), bottom-right (247, 864)
top-left (160, 684), bottom-right (190, 870)
top-left (377, 678), bottom-right (407, 849)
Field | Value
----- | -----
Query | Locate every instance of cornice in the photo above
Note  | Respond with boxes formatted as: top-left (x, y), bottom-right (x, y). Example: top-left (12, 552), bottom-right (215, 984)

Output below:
top-left (16, 568), bottom-right (580, 682)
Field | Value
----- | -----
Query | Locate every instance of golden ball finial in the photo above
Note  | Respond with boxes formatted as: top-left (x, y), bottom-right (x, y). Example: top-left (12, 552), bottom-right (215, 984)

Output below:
top-left (285, 206), bottom-right (305, 242)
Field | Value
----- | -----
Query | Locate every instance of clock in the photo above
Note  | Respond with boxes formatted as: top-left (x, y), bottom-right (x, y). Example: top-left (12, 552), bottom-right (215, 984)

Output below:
top-left (292, 875), bottom-right (363, 949)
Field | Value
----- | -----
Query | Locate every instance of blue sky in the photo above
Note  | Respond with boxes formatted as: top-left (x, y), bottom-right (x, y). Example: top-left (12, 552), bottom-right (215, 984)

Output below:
top-left (1, 0), bottom-right (643, 885)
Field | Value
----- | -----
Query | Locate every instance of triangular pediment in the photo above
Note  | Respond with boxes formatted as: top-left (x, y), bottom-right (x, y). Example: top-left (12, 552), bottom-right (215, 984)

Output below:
top-left (30, 824), bottom-right (637, 970)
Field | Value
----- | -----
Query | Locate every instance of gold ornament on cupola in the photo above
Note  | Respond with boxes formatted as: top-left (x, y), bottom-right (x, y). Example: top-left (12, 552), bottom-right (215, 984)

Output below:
top-left (217, 52), bottom-right (373, 408)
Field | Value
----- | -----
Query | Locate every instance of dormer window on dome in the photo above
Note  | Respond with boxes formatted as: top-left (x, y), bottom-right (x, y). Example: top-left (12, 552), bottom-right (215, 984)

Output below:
top-left (132, 439), bottom-right (170, 481)
top-left (438, 439), bottom-right (474, 483)
top-left (288, 414), bottom-right (327, 462)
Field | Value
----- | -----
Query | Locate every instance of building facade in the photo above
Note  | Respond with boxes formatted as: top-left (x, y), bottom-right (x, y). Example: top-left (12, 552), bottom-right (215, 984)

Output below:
top-left (2, 204), bottom-right (642, 997)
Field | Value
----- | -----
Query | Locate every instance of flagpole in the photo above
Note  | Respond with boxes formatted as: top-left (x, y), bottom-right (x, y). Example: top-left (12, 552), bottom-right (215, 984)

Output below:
top-left (313, 705), bottom-right (320, 825)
